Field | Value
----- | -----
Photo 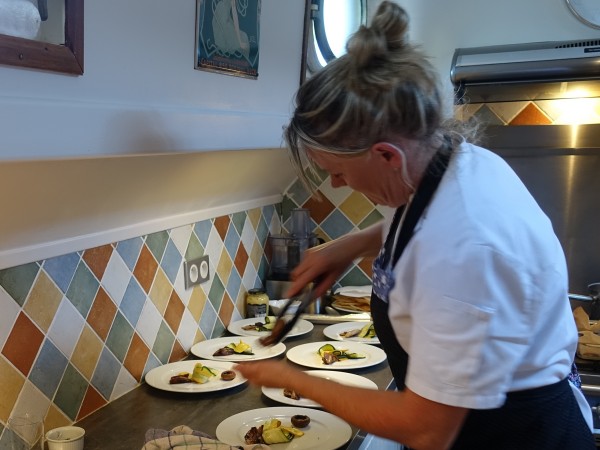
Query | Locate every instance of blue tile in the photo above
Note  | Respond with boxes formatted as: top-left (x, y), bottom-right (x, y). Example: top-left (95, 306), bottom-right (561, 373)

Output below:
top-left (225, 267), bottom-right (242, 302)
top-left (194, 219), bottom-right (213, 247)
top-left (116, 237), bottom-right (144, 271)
top-left (143, 353), bottom-right (162, 379)
top-left (321, 210), bottom-right (355, 240)
top-left (199, 302), bottom-right (217, 340)
top-left (91, 347), bottom-right (121, 400)
top-left (29, 338), bottom-right (68, 399)
top-left (0, 262), bottom-right (39, 306)
top-left (262, 204), bottom-right (276, 227)
top-left (65, 262), bottom-right (99, 317)
top-left (43, 253), bottom-right (80, 293)
top-left (224, 225), bottom-right (241, 259)
top-left (152, 321), bottom-right (175, 364)
top-left (119, 278), bottom-right (146, 327)
top-left (105, 311), bottom-right (134, 363)
top-left (161, 240), bottom-right (182, 284)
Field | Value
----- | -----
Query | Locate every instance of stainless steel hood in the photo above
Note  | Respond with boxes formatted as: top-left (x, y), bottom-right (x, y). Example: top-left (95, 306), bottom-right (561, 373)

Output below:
top-left (451, 38), bottom-right (600, 103)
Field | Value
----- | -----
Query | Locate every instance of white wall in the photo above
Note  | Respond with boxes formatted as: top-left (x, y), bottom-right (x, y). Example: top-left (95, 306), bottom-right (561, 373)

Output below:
top-left (0, 0), bottom-right (304, 269)
top-left (0, 0), bottom-right (305, 160)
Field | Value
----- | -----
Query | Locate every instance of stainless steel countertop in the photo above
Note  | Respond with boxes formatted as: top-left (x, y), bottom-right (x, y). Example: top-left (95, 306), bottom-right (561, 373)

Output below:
top-left (76, 323), bottom-right (393, 450)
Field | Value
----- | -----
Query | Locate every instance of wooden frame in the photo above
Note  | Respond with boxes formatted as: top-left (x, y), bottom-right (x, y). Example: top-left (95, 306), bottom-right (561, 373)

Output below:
top-left (0, 0), bottom-right (84, 75)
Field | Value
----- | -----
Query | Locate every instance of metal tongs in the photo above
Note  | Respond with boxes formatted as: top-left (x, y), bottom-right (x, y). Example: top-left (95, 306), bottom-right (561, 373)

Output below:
top-left (259, 284), bottom-right (316, 346)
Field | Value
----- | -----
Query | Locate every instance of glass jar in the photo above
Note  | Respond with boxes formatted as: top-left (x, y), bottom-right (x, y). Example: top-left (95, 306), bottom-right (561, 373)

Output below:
top-left (246, 288), bottom-right (269, 318)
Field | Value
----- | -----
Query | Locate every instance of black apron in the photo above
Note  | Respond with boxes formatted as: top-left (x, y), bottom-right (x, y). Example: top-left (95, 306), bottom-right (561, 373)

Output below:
top-left (370, 147), bottom-right (595, 450)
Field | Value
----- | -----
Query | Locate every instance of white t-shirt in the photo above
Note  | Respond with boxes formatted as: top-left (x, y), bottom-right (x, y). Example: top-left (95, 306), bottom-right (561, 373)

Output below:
top-left (384, 142), bottom-right (591, 426)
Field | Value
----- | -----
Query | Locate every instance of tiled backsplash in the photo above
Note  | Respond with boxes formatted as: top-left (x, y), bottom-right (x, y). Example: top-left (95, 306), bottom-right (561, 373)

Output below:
top-left (0, 175), bottom-right (385, 444)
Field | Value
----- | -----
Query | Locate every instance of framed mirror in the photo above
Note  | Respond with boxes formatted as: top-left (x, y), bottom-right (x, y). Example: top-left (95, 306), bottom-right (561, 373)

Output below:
top-left (0, 0), bottom-right (84, 75)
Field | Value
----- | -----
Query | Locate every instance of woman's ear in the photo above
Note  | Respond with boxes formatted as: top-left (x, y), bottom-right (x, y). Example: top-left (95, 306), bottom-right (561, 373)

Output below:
top-left (370, 142), bottom-right (404, 169)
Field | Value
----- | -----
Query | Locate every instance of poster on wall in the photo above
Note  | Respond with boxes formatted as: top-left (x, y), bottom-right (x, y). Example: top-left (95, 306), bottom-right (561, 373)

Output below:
top-left (195, 0), bottom-right (261, 79)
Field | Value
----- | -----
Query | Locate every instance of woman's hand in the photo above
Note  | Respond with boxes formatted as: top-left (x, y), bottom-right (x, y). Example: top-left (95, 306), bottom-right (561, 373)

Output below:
top-left (285, 222), bottom-right (385, 299)
top-left (235, 360), bottom-right (303, 389)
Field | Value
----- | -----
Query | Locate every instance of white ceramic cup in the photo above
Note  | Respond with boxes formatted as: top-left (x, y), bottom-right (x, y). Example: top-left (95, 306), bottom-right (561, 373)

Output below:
top-left (45, 426), bottom-right (85, 450)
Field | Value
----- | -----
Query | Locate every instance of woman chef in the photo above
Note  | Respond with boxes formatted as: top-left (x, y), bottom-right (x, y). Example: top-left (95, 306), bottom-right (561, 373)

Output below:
top-left (236, 2), bottom-right (595, 448)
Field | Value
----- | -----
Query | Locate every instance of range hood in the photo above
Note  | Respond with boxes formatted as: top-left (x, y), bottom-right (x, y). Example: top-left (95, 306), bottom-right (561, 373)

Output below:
top-left (451, 38), bottom-right (600, 103)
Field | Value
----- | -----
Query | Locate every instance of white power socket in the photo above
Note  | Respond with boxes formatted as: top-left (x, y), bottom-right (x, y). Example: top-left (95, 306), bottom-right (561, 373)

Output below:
top-left (184, 255), bottom-right (210, 289)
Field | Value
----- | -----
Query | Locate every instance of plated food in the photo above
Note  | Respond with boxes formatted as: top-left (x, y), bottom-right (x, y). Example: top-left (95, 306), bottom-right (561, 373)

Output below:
top-left (262, 370), bottom-right (378, 408)
top-left (323, 321), bottom-right (380, 344)
top-left (228, 317), bottom-right (314, 339)
top-left (285, 341), bottom-right (386, 370)
top-left (145, 360), bottom-right (246, 393)
top-left (190, 336), bottom-right (286, 361)
top-left (216, 407), bottom-right (352, 450)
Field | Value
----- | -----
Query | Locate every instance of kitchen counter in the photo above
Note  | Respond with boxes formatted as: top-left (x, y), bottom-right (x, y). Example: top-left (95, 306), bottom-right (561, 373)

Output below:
top-left (76, 323), bottom-right (393, 450)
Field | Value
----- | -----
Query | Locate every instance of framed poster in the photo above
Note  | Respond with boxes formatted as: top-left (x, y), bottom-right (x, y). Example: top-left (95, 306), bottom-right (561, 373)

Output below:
top-left (195, 0), bottom-right (261, 79)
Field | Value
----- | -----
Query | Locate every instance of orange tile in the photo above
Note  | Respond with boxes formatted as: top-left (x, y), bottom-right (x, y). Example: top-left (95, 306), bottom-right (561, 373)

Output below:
top-left (123, 333), bottom-right (150, 382)
top-left (87, 288), bottom-right (117, 341)
top-left (76, 385), bottom-right (107, 421)
top-left (164, 290), bottom-right (185, 334)
top-left (169, 339), bottom-right (187, 363)
top-left (358, 257), bottom-right (375, 279)
top-left (83, 244), bottom-right (114, 281)
top-left (219, 293), bottom-right (235, 327)
top-left (0, 356), bottom-right (25, 422)
top-left (233, 243), bottom-right (249, 276)
top-left (304, 194), bottom-right (335, 224)
top-left (214, 216), bottom-right (230, 241)
top-left (24, 271), bottom-right (62, 332)
top-left (509, 103), bottom-right (552, 125)
top-left (133, 245), bottom-right (159, 294)
top-left (2, 313), bottom-right (44, 376)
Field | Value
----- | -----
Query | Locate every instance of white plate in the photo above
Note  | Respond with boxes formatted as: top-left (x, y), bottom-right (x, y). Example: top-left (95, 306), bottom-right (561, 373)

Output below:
top-left (228, 317), bottom-right (314, 339)
top-left (262, 370), bottom-right (378, 408)
top-left (216, 406), bottom-right (352, 450)
top-left (144, 360), bottom-right (246, 393)
top-left (190, 336), bottom-right (286, 362)
top-left (334, 285), bottom-right (372, 297)
top-left (286, 341), bottom-right (387, 370)
top-left (323, 322), bottom-right (380, 345)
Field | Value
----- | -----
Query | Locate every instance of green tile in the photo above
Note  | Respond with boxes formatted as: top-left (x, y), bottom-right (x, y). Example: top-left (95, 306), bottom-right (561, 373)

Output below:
top-left (208, 275), bottom-right (225, 311)
top-left (146, 231), bottom-right (169, 262)
top-left (66, 262), bottom-right (99, 317)
top-left (54, 363), bottom-right (88, 420)
top-left (231, 211), bottom-right (247, 235)
top-left (212, 318), bottom-right (226, 339)
top-left (184, 233), bottom-right (204, 261)
top-left (359, 209), bottom-right (384, 230)
top-left (0, 262), bottom-right (39, 306)
top-left (152, 321), bottom-right (175, 364)
top-left (339, 265), bottom-right (372, 287)
top-left (106, 311), bottom-right (134, 363)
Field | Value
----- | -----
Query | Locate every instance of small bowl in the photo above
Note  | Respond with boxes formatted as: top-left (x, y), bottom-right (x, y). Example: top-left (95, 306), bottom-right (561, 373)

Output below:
top-left (45, 426), bottom-right (85, 450)
top-left (269, 299), bottom-right (299, 316)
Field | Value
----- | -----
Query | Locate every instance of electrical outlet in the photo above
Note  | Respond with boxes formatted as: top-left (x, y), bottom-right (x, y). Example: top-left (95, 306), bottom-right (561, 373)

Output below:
top-left (184, 255), bottom-right (210, 289)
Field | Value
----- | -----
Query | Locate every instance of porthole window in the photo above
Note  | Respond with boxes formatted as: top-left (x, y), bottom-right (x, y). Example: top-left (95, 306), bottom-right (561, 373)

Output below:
top-left (304, 0), bottom-right (366, 76)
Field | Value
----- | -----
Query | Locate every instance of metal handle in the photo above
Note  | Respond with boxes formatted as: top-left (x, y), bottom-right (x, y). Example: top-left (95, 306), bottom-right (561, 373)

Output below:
top-left (569, 293), bottom-right (595, 302)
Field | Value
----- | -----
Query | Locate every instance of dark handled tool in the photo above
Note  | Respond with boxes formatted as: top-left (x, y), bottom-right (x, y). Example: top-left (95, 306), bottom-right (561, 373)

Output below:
top-left (259, 284), bottom-right (316, 346)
